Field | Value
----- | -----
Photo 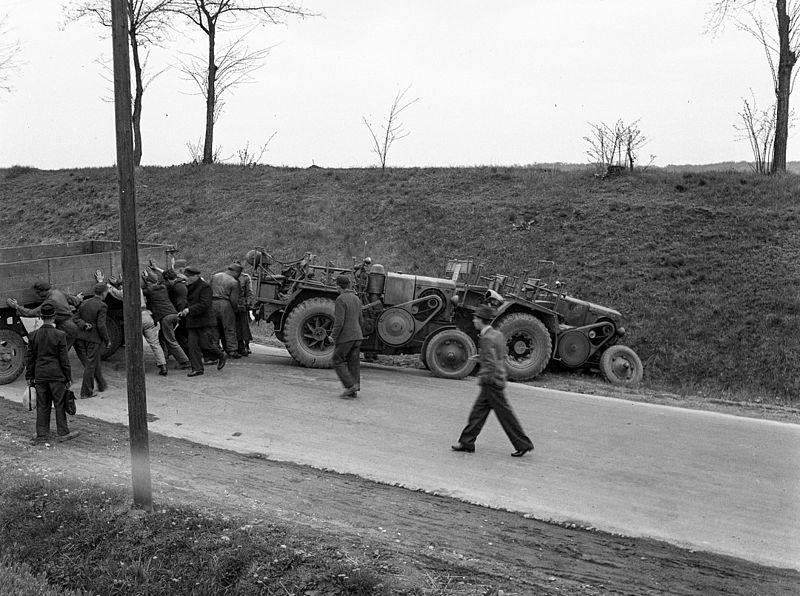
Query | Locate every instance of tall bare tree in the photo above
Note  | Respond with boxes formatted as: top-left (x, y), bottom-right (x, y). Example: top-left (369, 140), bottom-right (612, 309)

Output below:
top-left (66, 1), bottom-right (173, 165)
top-left (167, 1), bottom-right (313, 164)
top-left (363, 86), bottom-right (419, 172)
top-left (0, 14), bottom-right (22, 94)
top-left (709, 0), bottom-right (800, 173)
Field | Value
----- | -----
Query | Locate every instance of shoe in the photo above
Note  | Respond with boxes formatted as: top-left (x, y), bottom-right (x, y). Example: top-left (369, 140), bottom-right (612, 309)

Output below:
top-left (217, 353), bottom-right (227, 370)
top-left (228, 352), bottom-right (242, 359)
top-left (97, 383), bottom-right (108, 392)
top-left (187, 370), bottom-right (204, 377)
top-left (511, 447), bottom-right (533, 457)
top-left (237, 350), bottom-right (249, 357)
top-left (80, 392), bottom-right (97, 399)
top-left (339, 387), bottom-right (357, 399)
top-left (30, 436), bottom-right (49, 445)
top-left (158, 365), bottom-right (168, 376)
top-left (451, 443), bottom-right (475, 453)
top-left (179, 362), bottom-right (192, 370)
top-left (57, 431), bottom-right (80, 442)
top-left (202, 358), bottom-right (218, 365)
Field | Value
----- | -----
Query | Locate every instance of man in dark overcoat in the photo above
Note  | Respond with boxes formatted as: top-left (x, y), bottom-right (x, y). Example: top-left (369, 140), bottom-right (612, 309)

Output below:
top-left (451, 304), bottom-right (534, 457)
top-left (178, 266), bottom-right (226, 377)
top-left (26, 303), bottom-right (79, 444)
top-left (328, 275), bottom-right (364, 398)
top-left (73, 282), bottom-right (110, 398)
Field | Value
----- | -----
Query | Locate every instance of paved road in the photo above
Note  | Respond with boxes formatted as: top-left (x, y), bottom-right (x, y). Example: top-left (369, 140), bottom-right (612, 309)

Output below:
top-left (4, 344), bottom-right (798, 570)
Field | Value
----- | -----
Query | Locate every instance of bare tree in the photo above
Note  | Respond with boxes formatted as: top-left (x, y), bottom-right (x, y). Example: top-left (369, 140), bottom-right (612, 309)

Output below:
top-left (167, 1), bottom-right (314, 165)
top-left (709, 0), bottom-right (800, 174)
top-left (363, 85), bottom-right (419, 172)
top-left (0, 14), bottom-right (22, 94)
top-left (735, 91), bottom-right (777, 173)
top-left (584, 119), bottom-right (649, 174)
top-left (65, 1), bottom-right (173, 165)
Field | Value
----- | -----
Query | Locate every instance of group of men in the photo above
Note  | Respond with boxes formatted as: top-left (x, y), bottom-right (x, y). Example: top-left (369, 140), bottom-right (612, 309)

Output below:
top-left (8, 259), bottom-right (254, 444)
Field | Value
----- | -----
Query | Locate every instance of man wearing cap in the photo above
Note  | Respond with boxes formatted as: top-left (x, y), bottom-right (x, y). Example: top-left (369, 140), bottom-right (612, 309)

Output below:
top-left (327, 275), bottom-right (364, 398)
top-left (210, 264), bottom-right (242, 359)
top-left (142, 271), bottom-right (191, 373)
top-left (73, 283), bottom-right (111, 398)
top-left (451, 304), bottom-right (534, 457)
top-left (234, 260), bottom-right (254, 356)
top-left (7, 281), bottom-right (83, 352)
top-left (179, 266), bottom-right (226, 376)
top-left (25, 303), bottom-right (79, 444)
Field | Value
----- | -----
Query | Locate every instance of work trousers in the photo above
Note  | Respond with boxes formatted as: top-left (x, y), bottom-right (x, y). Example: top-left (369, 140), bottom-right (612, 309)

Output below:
top-left (54, 317), bottom-right (79, 353)
top-left (158, 313), bottom-right (189, 365)
top-left (212, 299), bottom-right (238, 355)
top-left (332, 340), bottom-right (361, 390)
top-left (74, 339), bottom-right (106, 397)
top-left (34, 380), bottom-right (70, 438)
top-left (235, 308), bottom-right (252, 354)
top-left (458, 383), bottom-right (533, 452)
top-left (187, 327), bottom-right (224, 373)
top-left (142, 310), bottom-right (166, 366)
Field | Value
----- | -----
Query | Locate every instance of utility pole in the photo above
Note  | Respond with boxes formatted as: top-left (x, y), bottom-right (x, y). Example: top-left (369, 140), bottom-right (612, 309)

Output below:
top-left (111, 0), bottom-right (153, 512)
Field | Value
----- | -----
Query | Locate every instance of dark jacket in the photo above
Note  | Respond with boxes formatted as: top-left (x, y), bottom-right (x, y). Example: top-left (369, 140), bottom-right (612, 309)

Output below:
top-left (74, 295), bottom-right (109, 344)
top-left (25, 324), bottom-right (71, 384)
top-left (143, 283), bottom-right (177, 322)
top-left (477, 326), bottom-right (508, 388)
top-left (168, 280), bottom-right (188, 311)
top-left (185, 278), bottom-right (214, 328)
top-left (331, 289), bottom-right (364, 344)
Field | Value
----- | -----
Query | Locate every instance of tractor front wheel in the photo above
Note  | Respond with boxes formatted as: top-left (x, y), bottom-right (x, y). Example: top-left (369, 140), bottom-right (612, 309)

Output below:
top-left (600, 344), bottom-right (643, 386)
top-left (495, 313), bottom-right (552, 382)
top-left (283, 297), bottom-right (336, 368)
top-left (425, 328), bottom-right (477, 380)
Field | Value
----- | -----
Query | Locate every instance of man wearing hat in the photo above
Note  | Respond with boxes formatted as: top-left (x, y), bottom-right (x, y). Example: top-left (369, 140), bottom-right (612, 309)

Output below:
top-left (7, 281), bottom-right (83, 352)
top-left (179, 266), bottom-right (226, 376)
top-left (327, 275), bottom-right (364, 398)
top-left (210, 263), bottom-right (242, 359)
top-left (25, 303), bottom-right (80, 444)
top-left (451, 304), bottom-right (534, 457)
top-left (72, 283), bottom-right (111, 398)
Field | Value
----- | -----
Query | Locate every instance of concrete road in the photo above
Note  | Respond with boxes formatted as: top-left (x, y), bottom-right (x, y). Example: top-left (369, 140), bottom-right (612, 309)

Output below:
top-left (4, 344), bottom-right (798, 570)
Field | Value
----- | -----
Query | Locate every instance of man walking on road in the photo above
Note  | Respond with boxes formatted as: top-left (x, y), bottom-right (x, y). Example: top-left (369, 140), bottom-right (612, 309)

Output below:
top-left (328, 275), bottom-right (363, 399)
top-left (179, 266), bottom-right (226, 377)
top-left (25, 304), bottom-right (79, 444)
top-left (451, 304), bottom-right (534, 457)
top-left (73, 283), bottom-right (110, 398)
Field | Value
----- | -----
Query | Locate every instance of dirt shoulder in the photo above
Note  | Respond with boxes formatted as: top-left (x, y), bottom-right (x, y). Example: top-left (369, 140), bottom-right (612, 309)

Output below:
top-left (0, 398), bottom-right (796, 596)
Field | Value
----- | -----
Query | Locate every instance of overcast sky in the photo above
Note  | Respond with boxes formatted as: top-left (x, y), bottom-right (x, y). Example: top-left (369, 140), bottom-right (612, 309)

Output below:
top-left (0, 1), bottom-right (787, 169)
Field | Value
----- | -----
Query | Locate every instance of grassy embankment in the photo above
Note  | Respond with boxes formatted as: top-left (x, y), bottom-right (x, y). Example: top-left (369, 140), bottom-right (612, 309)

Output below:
top-left (2, 164), bottom-right (799, 404)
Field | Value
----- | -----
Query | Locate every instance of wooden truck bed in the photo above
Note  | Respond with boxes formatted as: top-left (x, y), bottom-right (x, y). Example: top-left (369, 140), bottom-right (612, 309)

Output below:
top-left (0, 240), bottom-right (175, 307)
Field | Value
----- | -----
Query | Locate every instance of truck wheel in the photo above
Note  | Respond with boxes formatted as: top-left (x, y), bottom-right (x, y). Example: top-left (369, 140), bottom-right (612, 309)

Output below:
top-left (425, 328), bottom-right (477, 380)
top-left (495, 313), bottom-right (552, 382)
top-left (0, 329), bottom-right (26, 385)
top-left (284, 297), bottom-right (336, 368)
top-left (101, 317), bottom-right (123, 360)
top-left (600, 345), bottom-right (643, 386)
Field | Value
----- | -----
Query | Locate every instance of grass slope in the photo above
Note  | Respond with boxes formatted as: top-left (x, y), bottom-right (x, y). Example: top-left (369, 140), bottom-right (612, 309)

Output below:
top-left (2, 165), bottom-right (799, 404)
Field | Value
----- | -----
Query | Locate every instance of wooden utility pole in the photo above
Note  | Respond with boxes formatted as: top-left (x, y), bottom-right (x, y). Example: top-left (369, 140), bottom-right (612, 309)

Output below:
top-left (111, 0), bottom-right (153, 512)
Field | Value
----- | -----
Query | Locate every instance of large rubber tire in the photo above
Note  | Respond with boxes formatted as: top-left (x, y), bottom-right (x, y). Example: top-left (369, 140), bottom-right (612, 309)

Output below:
top-left (425, 328), bottom-right (477, 380)
top-left (283, 297), bottom-right (336, 368)
top-left (600, 344), bottom-right (643, 386)
top-left (101, 316), bottom-right (123, 360)
top-left (0, 329), bottom-right (27, 385)
top-left (495, 313), bottom-right (552, 382)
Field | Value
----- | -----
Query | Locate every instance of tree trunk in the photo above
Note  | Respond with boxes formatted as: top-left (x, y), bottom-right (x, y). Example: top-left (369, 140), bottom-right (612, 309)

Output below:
top-left (129, 21), bottom-right (144, 167)
top-left (203, 21), bottom-right (217, 165)
top-left (771, 0), bottom-right (796, 174)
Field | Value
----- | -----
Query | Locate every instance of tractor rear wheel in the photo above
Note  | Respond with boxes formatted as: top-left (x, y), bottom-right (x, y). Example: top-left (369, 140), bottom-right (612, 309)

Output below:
top-left (425, 328), bottom-right (477, 379)
top-left (0, 329), bottom-right (26, 385)
top-left (284, 297), bottom-right (336, 368)
top-left (600, 344), bottom-right (643, 386)
top-left (495, 313), bottom-right (552, 382)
